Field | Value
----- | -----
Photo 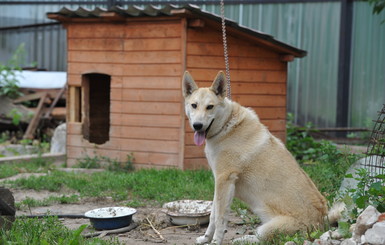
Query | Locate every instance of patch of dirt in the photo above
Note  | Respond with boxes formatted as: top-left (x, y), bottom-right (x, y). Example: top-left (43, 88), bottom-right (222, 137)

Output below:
top-left (5, 173), bottom-right (254, 245)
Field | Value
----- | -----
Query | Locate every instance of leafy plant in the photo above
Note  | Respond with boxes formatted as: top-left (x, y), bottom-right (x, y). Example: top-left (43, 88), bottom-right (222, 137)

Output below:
top-left (286, 114), bottom-right (360, 201)
top-left (286, 113), bottom-right (325, 163)
top-left (345, 168), bottom-right (385, 219)
top-left (0, 44), bottom-right (26, 99)
top-left (7, 109), bottom-right (23, 126)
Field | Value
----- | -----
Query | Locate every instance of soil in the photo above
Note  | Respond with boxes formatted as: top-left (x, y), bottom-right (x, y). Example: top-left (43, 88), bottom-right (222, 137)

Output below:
top-left (2, 172), bottom-right (254, 245)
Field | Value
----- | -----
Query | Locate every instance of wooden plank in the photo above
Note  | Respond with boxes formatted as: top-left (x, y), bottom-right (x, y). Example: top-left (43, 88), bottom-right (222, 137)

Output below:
top-left (68, 50), bottom-right (181, 64)
top-left (120, 138), bottom-right (180, 154)
top-left (232, 95), bottom-right (286, 107)
top-left (111, 88), bottom-right (122, 101)
top-left (67, 122), bottom-right (82, 134)
top-left (118, 114), bottom-right (180, 128)
top-left (112, 126), bottom-right (180, 141)
top-left (187, 56), bottom-right (285, 70)
top-left (184, 146), bottom-right (206, 158)
top-left (230, 82), bottom-right (286, 95)
top-left (67, 74), bottom-right (81, 86)
top-left (23, 93), bottom-right (48, 139)
top-left (183, 158), bottom-right (209, 170)
top-left (13, 92), bottom-right (49, 104)
top-left (122, 89), bottom-right (181, 102)
top-left (187, 42), bottom-right (278, 58)
top-left (68, 22), bottom-right (182, 39)
top-left (120, 101), bottom-right (181, 115)
top-left (122, 64), bottom-right (181, 76)
top-left (253, 107), bottom-right (286, 120)
top-left (68, 63), bottom-right (124, 76)
top-left (43, 86), bottom-right (66, 118)
top-left (122, 77), bottom-right (180, 89)
top-left (67, 23), bottom-right (126, 38)
top-left (124, 38), bottom-right (181, 51)
top-left (129, 152), bottom-right (179, 166)
top-left (260, 119), bottom-right (286, 132)
top-left (179, 17), bottom-right (188, 170)
top-left (186, 69), bottom-right (287, 83)
top-left (68, 38), bottom-right (124, 51)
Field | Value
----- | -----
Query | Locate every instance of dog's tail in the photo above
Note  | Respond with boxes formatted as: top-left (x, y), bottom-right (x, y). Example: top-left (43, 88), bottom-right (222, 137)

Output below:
top-left (327, 201), bottom-right (346, 225)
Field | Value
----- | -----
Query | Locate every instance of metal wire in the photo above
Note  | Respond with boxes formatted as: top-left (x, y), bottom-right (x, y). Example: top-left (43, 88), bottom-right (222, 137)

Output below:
top-left (363, 104), bottom-right (385, 182)
top-left (220, 0), bottom-right (231, 99)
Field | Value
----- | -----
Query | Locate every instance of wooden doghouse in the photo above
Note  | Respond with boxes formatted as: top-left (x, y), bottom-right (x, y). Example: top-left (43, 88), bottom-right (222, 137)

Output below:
top-left (48, 5), bottom-right (306, 169)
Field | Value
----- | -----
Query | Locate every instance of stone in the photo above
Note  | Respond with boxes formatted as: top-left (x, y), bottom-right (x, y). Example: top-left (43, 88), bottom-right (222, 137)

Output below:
top-left (330, 240), bottom-right (341, 245)
top-left (364, 221), bottom-right (385, 245)
top-left (340, 238), bottom-right (357, 245)
top-left (284, 241), bottom-right (296, 245)
top-left (331, 230), bottom-right (343, 240)
top-left (352, 205), bottom-right (380, 242)
top-left (320, 231), bottom-right (331, 241)
top-left (50, 123), bottom-right (66, 154)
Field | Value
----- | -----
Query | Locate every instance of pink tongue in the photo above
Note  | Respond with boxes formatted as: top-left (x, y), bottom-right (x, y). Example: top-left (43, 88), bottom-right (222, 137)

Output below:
top-left (194, 131), bottom-right (206, 146)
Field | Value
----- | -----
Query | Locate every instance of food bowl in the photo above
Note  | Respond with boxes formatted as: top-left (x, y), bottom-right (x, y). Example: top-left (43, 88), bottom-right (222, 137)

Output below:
top-left (84, 207), bottom-right (136, 230)
top-left (163, 200), bottom-right (212, 226)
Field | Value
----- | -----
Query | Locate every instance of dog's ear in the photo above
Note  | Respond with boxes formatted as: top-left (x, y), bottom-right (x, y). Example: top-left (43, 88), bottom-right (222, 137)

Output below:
top-left (182, 71), bottom-right (198, 97)
top-left (211, 71), bottom-right (227, 98)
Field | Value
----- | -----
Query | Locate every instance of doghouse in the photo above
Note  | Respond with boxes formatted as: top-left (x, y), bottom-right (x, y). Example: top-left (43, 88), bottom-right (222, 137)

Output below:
top-left (47, 5), bottom-right (306, 169)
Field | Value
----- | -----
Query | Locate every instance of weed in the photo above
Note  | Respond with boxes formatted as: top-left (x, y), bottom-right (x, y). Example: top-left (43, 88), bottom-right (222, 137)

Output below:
top-left (16, 195), bottom-right (80, 210)
top-left (344, 168), bottom-right (385, 220)
top-left (0, 216), bottom-right (120, 244)
top-left (75, 154), bottom-right (134, 172)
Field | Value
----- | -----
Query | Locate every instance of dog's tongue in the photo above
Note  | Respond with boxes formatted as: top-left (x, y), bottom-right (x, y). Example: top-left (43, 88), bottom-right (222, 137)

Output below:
top-left (194, 131), bottom-right (206, 146)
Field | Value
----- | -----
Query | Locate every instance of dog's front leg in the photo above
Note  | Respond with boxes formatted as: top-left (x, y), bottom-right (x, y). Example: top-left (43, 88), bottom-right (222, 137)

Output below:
top-left (196, 201), bottom-right (216, 244)
top-left (211, 172), bottom-right (238, 245)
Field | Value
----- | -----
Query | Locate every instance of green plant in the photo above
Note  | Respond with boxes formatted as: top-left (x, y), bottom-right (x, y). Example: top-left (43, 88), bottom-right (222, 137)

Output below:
top-left (75, 155), bottom-right (101, 169)
top-left (345, 168), bottom-right (385, 219)
top-left (286, 114), bottom-right (360, 201)
top-left (286, 113), bottom-right (325, 163)
top-left (107, 153), bottom-right (134, 172)
top-left (76, 154), bottom-right (134, 172)
top-left (7, 109), bottom-right (23, 126)
top-left (0, 215), bottom-right (120, 245)
top-left (0, 44), bottom-right (26, 99)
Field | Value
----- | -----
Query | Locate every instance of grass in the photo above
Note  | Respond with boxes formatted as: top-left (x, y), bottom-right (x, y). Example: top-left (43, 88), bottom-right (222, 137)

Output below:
top-left (0, 216), bottom-right (120, 245)
top-left (4, 168), bottom-right (214, 207)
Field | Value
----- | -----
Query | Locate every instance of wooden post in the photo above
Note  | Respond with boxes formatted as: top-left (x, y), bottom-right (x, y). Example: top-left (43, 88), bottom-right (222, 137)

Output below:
top-left (23, 92), bottom-right (48, 139)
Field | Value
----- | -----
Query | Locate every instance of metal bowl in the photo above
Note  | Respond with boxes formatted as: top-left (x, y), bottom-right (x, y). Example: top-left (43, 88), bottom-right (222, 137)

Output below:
top-left (84, 207), bottom-right (136, 230)
top-left (163, 200), bottom-right (212, 226)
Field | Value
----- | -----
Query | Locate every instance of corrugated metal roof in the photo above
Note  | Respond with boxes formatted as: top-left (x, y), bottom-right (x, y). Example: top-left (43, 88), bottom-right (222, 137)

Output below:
top-left (46, 4), bottom-right (307, 57)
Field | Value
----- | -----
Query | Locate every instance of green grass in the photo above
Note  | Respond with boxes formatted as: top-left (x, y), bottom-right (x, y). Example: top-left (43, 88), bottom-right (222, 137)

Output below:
top-left (4, 168), bottom-right (214, 207)
top-left (0, 157), bottom-right (53, 179)
top-left (0, 216), bottom-right (120, 245)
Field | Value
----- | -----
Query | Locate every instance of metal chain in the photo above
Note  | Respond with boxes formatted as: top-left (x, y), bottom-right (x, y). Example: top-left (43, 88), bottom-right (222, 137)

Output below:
top-left (220, 0), bottom-right (231, 99)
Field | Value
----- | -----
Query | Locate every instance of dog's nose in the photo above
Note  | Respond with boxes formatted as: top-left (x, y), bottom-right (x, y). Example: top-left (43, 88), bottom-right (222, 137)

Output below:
top-left (193, 123), bottom-right (203, 131)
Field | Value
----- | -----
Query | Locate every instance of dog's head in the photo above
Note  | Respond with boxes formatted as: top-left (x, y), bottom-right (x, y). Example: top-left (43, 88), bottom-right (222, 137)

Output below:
top-left (182, 71), bottom-right (228, 146)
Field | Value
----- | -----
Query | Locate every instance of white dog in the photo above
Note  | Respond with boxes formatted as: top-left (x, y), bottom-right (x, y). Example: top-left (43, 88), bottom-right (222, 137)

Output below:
top-left (182, 71), bottom-right (341, 244)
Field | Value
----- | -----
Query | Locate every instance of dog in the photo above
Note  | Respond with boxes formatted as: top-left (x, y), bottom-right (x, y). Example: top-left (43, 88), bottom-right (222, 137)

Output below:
top-left (182, 71), bottom-right (342, 244)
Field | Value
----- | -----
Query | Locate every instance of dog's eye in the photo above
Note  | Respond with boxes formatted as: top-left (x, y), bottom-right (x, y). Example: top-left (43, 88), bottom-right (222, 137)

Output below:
top-left (206, 105), bottom-right (214, 110)
top-left (191, 103), bottom-right (197, 109)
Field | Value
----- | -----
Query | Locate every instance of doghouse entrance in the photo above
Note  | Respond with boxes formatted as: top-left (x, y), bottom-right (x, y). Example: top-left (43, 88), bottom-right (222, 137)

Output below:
top-left (82, 73), bottom-right (110, 144)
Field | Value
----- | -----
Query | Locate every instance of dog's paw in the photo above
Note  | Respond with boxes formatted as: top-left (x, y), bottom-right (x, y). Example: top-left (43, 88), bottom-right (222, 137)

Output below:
top-left (196, 235), bottom-right (210, 244)
top-left (232, 235), bottom-right (260, 244)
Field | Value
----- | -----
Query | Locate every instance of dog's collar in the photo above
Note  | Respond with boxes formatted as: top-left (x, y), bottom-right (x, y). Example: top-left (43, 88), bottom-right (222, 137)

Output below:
top-left (205, 119), bottom-right (215, 136)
